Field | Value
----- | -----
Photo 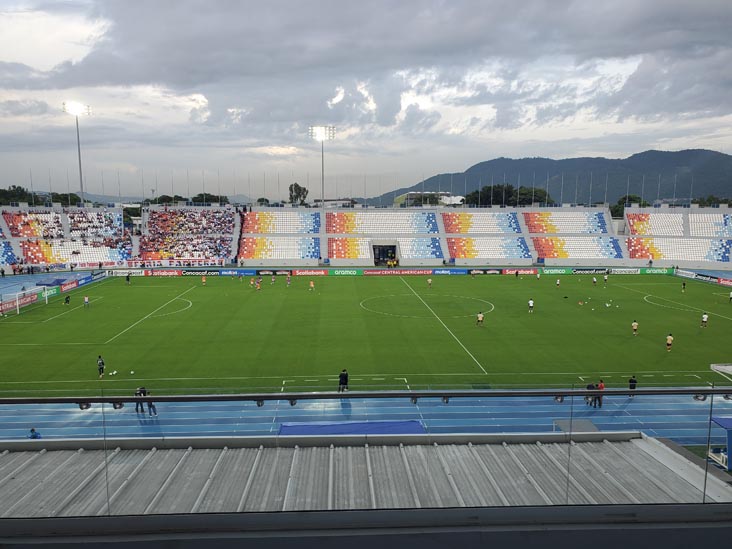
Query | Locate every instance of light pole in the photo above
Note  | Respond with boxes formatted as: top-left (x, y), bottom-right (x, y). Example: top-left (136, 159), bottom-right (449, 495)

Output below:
top-left (308, 125), bottom-right (336, 211)
top-left (62, 101), bottom-right (91, 206)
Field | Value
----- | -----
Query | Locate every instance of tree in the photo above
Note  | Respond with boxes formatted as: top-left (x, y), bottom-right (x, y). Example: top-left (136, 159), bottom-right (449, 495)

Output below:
top-left (610, 195), bottom-right (649, 218)
top-left (289, 182), bottom-right (309, 205)
top-left (190, 193), bottom-right (229, 205)
top-left (256, 197), bottom-right (270, 206)
top-left (463, 185), bottom-right (554, 207)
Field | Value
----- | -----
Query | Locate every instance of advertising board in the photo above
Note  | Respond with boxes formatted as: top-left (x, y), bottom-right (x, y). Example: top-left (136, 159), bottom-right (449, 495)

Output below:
top-left (502, 268), bottom-right (538, 275)
top-left (292, 269), bottom-right (329, 276)
top-left (332, 269), bottom-right (363, 276)
top-left (363, 269), bottom-right (434, 276)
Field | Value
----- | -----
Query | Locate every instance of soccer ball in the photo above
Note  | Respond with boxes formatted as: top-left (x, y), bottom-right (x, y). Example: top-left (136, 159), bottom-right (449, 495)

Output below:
top-left (130, 371), bottom-right (135, 375)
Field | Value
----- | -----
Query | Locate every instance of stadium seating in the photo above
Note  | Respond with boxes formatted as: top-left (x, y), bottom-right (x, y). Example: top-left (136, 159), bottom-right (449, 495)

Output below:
top-left (2, 210), bottom-right (64, 238)
top-left (327, 211), bottom-right (439, 234)
top-left (689, 213), bottom-right (732, 238)
top-left (20, 238), bottom-right (132, 264)
top-left (441, 212), bottom-right (521, 233)
top-left (627, 237), bottom-right (732, 262)
top-left (147, 208), bottom-right (235, 235)
top-left (328, 237), bottom-right (372, 260)
top-left (447, 237), bottom-right (531, 259)
top-left (67, 210), bottom-right (123, 238)
top-left (242, 211), bottom-right (321, 234)
top-left (239, 237), bottom-right (320, 260)
top-left (626, 212), bottom-right (683, 236)
top-left (397, 238), bottom-right (444, 259)
top-left (532, 236), bottom-right (623, 259)
top-left (523, 211), bottom-right (609, 234)
top-left (0, 241), bottom-right (17, 265)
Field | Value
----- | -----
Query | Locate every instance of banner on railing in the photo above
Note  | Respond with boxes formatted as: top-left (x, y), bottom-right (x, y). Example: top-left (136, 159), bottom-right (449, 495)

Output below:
top-left (469, 269), bottom-right (502, 275)
top-left (640, 268), bottom-right (673, 274)
top-left (331, 269), bottom-right (363, 276)
top-left (292, 269), bottom-right (330, 276)
top-left (718, 278), bottom-right (732, 287)
top-left (60, 280), bottom-right (78, 292)
top-left (1, 293), bottom-right (38, 313)
top-left (143, 269), bottom-right (182, 277)
top-left (432, 268), bottom-right (468, 275)
top-left (540, 267), bottom-right (571, 275)
top-left (610, 268), bottom-right (640, 275)
top-left (502, 268), bottom-right (538, 275)
top-left (363, 269), bottom-right (434, 276)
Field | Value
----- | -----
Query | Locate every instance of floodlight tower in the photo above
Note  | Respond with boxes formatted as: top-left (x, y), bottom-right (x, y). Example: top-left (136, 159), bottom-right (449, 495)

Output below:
top-left (308, 125), bottom-right (336, 212)
top-left (62, 101), bottom-right (91, 206)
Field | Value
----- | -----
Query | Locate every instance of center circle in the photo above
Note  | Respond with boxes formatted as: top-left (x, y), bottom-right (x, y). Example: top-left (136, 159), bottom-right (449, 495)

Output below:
top-left (360, 294), bottom-right (495, 319)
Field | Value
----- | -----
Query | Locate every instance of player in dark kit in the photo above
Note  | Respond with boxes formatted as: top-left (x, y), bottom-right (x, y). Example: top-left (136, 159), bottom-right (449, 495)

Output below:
top-left (338, 369), bottom-right (349, 392)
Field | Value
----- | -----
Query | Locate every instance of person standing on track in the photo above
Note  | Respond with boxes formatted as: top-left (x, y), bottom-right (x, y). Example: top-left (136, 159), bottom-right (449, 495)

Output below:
top-left (628, 375), bottom-right (637, 398)
top-left (97, 355), bottom-right (105, 378)
top-left (338, 369), bottom-right (349, 392)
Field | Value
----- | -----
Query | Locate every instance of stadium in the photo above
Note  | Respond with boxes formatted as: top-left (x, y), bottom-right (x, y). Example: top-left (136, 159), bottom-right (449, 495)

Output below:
top-left (2, 200), bottom-right (732, 546)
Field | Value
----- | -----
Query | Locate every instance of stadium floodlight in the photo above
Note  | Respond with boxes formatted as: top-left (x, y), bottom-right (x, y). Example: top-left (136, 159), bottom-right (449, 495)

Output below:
top-left (62, 101), bottom-right (91, 206)
top-left (308, 125), bottom-right (336, 211)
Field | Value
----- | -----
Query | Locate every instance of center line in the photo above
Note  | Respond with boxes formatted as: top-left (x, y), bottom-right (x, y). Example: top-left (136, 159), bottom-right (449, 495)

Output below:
top-left (400, 277), bottom-right (487, 375)
top-left (105, 286), bottom-right (196, 344)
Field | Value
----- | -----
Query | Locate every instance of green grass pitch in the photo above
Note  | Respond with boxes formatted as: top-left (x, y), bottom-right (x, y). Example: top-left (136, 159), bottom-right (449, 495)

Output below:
top-left (0, 273), bottom-right (731, 396)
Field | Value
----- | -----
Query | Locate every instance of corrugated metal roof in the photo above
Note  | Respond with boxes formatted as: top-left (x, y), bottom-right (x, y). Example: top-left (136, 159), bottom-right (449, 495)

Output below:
top-left (0, 434), bottom-right (730, 518)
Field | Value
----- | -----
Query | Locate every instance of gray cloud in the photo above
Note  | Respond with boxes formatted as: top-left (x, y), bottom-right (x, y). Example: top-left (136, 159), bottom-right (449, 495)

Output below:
top-left (0, 99), bottom-right (49, 116)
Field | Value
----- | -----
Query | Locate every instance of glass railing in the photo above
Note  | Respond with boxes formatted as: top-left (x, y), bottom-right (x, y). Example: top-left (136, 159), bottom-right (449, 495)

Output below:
top-left (1, 386), bottom-right (731, 517)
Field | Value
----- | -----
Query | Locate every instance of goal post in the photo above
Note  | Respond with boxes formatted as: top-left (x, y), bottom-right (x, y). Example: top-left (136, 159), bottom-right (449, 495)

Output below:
top-left (0, 286), bottom-right (58, 316)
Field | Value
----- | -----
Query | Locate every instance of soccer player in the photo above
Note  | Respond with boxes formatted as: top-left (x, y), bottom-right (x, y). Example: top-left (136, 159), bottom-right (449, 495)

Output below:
top-left (338, 369), bottom-right (349, 392)
top-left (556, 279), bottom-right (560, 288)
top-left (476, 311), bottom-right (484, 326)
top-left (250, 277), bottom-right (255, 288)
top-left (256, 279), bottom-right (261, 291)
top-left (528, 298), bottom-right (534, 313)
top-left (286, 274), bottom-right (291, 287)
top-left (701, 312), bottom-right (709, 328)
top-left (427, 278), bottom-right (432, 289)
top-left (202, 275), bottom-right (207, 286)
top-left (126, 272), bottom-right (131, 285)
top-left (597, 379), bottom-right (605, 408)
top-left (592, 276), bottom-right (597, 286)
top-left (309, 280), bottom-right (315, 291)
top-left (631, 320), bottom-right (639, 336)
top-left (729, 290), bottom-right (732, 303)
top-left (64, 295), bottom-right (70, 305)
top-left (97, 355), bottom-right (105, 378)
top-left (628, 375), bottom-right (637, 398)
top-left (603, 274), bottom-right (608, 286)
top-left (84, 295), bottom-right (89, 307)
top-left (666, 333), bottom-right (674, 352)
top-left (682, 281), bottom-right (686, 293)
top-left (271, 274), bottom-right (276, 285)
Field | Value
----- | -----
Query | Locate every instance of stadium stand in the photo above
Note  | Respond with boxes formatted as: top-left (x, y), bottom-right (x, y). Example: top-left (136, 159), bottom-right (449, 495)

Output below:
top-left (239, 236), bottom-right (320, 260)
top-left (67, 210), bottom-right (123, 238)
top-left (328, 237), bottom-right (372, 260)
top-left (141, 207), bottom-right (236, 261)
top-left (689, 212), bottom-right (732, 238)
top-left (442, 211), bottom-right (521, 233)
top-left (626, 212), bottom-right (684, 236)
top-left (523, 211), bottom-right (609, 234)
top-left (447, 237), bottom-right (531, 259)
top-left (241, 211), bottom-right (321, 234)
top-left (533, 236), bottom-right (623, 259)
top-left (397, 237), bottom-right (444, 260)
top-left (326, 211), bottom-right (439, 234)
top-left (3, 210), bottom-right (64, 238)
top-left (627, 237), bottom-right (732, 262)
top-left (0, 241), bottom-right (17, 265)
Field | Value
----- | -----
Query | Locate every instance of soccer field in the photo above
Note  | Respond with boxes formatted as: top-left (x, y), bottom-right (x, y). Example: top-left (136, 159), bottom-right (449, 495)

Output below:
top-left (1, 273), bottom-right (731, 396)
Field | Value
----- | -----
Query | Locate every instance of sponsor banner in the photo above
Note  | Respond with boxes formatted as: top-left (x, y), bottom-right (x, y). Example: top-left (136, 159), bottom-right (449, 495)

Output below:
top-left (541, 268), bottom-right (571, 275)
top-left (502, 268), bottom-right (538, 275)
top-left (60, 280), bottom-right (78, 292)
top-left (292, 269), bottom-right (329, 276)
top-left (640, 268), bottom-right (673, 275)
top-left (181, 270), bottom-right (220, 276)
top-left (432, 268), bottom-right (467, 275)
top-left (144, 269), bottom-right (183, 277)
top-left (694, 273), bottom-right (719, 283)
top-left (676, 269), bottom-right (697, 279)
top-left (91, 271), bottom-right (106, 281)
top-left (1, 293), bottom-right (39, 313)
top-left (76, 275), bottom-right (93, 286)
top-left (220, 269), bottom-right (258, 277)
top-left (332, 269), bottom-right (363, 276)
top-left (107, 269), bottom-right (145, 277)
top-left (257, 270), bottom-right (274, 276)
top-left (363, 269), bottom-right (434, 276)
top-left (469, 269), bottom-right (502, 275)
top-left (718, 278), bottom-right (732, 287)
top-left (572, 268), bottom-right (609, 275)
top-left (43, 286), bottom-right (60, 298)
top-left (610, 268), bottom-right (640, 275)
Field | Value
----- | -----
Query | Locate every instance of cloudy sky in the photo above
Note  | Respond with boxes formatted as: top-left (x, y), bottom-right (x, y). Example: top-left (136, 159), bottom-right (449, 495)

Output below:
top-left (1, 0), bottom-right (731, 201)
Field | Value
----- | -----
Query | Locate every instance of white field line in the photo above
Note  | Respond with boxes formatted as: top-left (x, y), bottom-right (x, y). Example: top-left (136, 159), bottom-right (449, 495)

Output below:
top-left (43, 297), bottom-right (104, 322)
top-left (713, 369), bottom-right (732, 383)
top-left (104, 286), bottom-right (196, 344)
top-left (616, 284), bottom-right (732, 321)
top-left (400, 277), bottom-right (488, 375)
top-left (0, 370), bottom-right (714, 384)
